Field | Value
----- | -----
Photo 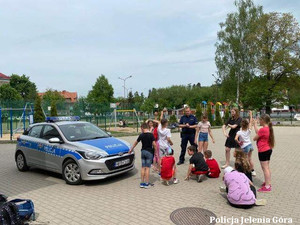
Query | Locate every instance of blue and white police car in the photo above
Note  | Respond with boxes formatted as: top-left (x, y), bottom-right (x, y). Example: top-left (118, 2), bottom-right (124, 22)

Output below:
top-left (15, 117), bottom-right (135, 185)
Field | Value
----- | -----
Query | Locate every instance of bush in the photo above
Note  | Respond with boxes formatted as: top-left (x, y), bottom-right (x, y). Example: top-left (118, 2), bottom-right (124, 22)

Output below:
top-left (224, 107), bottom-right (229, 123)
top-left (50, 101), bottom-right (58, 116)
top-left (207, 104), bottom-right (214, 126)
top-left (34, 95), bottom-right (45, 123)
top-left (169, 114), bottom-right (177, 124)
top-left (195, 104), bottom-right (202, 121)
top-left (215, 106), bottom-right (223, 126)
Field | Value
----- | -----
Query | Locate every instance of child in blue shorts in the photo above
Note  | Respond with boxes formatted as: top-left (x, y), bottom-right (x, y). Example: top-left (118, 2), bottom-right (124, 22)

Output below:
top-left (129, 123), bottom-right (157, 188)
top-left (194, 114), bottom-right (215, 154)
top-left (235, 111), bottom-right (256, 176)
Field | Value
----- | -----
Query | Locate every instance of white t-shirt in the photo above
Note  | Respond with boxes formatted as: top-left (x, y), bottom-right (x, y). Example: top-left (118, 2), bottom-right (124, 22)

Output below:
top-left (158, 124), bottom-right (171, 149)
top-left (237, 129), bottom-right (252, 148)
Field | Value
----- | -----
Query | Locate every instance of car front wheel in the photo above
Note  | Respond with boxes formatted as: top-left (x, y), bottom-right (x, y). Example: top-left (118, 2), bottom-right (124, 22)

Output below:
top-left (62, 159), bottom-right (82, 185)
top-left (16, 151), bottom-right (29, 171)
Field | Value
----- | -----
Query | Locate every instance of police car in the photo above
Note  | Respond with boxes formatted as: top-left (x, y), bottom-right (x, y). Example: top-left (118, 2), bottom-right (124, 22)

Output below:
top-left (15, 116), bottom-right (135, 185)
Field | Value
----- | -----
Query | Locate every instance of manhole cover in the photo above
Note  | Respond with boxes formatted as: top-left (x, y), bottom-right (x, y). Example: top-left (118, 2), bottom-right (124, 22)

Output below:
top-left (170, 207), bottom-right (217, 225)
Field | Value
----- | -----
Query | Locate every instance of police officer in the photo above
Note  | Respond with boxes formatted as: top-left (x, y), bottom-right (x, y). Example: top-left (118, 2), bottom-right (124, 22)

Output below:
top-left (177, 107), bottom-right (198, 165)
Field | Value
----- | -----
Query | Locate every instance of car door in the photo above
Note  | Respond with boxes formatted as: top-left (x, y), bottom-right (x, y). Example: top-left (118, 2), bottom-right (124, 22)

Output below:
top-left (40, 125), bottom-right (63, 172)
top-left (26, 125), bottom-right (45, 167)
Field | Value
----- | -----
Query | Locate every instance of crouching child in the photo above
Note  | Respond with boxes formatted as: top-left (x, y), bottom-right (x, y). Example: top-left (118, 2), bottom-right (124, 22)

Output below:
top-left (160, 148), bottom-right (179, 185)
top-left (184, 145), bottom-right (209, 182)
top-left (204, 150), bottom-right (221, 178)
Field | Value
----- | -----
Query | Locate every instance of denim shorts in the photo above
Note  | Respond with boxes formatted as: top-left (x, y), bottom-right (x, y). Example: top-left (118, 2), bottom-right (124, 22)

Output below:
top-left (242, 144), bottom-right (254, 153)
top-left (141, 150), bottom-right (153, 168)
top-left (198, 132), bottom-right (208, 142)
top-left (159, 147), bottom-right (167, 158)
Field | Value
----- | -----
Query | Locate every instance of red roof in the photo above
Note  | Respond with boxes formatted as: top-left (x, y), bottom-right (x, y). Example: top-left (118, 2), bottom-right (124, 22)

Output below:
top-left (39, 90), bottom-right (78, 103)
top-left (61, 90), bottom-right (78, 103)
top-left (0, 73), bottom-right (10, 80)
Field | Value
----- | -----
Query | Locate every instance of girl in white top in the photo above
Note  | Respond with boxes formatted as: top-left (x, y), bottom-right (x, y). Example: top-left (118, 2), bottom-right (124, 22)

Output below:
top-left (194, 114), bottom-right (215, 154)
top-left (152, 111), bottom-right (173, 172)
top-left (235, 111), bottom-right (256, 176)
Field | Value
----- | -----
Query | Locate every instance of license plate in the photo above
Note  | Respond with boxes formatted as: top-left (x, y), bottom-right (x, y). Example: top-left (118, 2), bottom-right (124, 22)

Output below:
top-left (114, 159), bottom-right (130, 167)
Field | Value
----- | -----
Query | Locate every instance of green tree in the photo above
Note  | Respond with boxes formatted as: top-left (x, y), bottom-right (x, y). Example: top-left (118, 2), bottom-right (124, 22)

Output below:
top-left (195, 104), bottom-right (203, 121)
top-left (34, 95), bottom-right (45, 123)
top-left (250, 12), bottom-right (300, 114)
top-left (215, 0), bottom-right (263, 103)
top-left (169, 115), bottom-right (177, 124)
top-left (50, 101), bottom-right (58, 116)
top-left (133, 91), bottom-right (144, 110)
top-left (42, 89), bottom-right (65, 104)
top-left (0, 84), bottom-right (22, 101)
top-left (206, 104), bottom-right (214, 126)
top-left (42, 89), bottom-right (65, 114)
top-left (215, 106), bottom-right (223, 126)
top-left (87, 75), bottom-right (114, 114)
top-left (224, 107), bottom-right (230, 123)
top-left (9, 74), bottom-right (37, 101)
top-left (140, 98), bottom-right (155, 113)
top-left (146, 85), bottom-right (219, 109)
top-left (87, 75), bottom-right (114, 104)
top-left (286, 76), bottom-right (300, 109)
top-left (127, 91), bottom-right (134, 105)
top-left (72, 97), bottom-right (88, 116)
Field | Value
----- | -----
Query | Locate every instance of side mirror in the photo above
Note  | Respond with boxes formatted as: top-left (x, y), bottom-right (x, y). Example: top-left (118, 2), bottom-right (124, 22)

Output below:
top-left (49, 137), bottom-right (62, 144)
top-left (107, 132), bottom-right (112, 136)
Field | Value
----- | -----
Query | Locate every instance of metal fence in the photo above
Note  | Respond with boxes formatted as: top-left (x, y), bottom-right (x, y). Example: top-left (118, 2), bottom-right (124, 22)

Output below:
top-left (1, 100), bottom-right (299, 140)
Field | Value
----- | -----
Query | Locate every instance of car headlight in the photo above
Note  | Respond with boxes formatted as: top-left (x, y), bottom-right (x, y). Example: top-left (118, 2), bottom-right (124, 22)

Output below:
top-left (78, 151), bottom-right (106, 160)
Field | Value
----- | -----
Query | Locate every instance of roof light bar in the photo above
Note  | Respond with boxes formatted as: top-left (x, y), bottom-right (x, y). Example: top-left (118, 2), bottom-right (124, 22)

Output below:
top-left (46, 116), bottom-right (80, 122)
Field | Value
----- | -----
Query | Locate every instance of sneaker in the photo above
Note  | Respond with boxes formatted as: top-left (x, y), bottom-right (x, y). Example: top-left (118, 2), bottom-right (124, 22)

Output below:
top-left (261, 182), bottom-right (271, 187)
top-left (221, 164), bottom-right (228, 169)
top-left (144, 183), bottom-right (150, 189)
top-left (177, 162), bottom-right (184, 165)
top-left (140, 183), bottom-right (145, 188)
top-left (255, 199), bottom-right (267, 206)
top-left (219, 186), bottom-right (227, 193)
top-left (173, 178), bottom-right (179, 184)
top-left (251, 170), bottom-right (257, 176)
top-left (197, 174), bottom-right (205, 183)
top-left (258, 186), bottom-right (272, 193)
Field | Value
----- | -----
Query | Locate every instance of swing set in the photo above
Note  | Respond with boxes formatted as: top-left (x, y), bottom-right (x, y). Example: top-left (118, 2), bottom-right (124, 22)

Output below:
top-left (109, 108), bottom-right (141, 132)
top-left (0, 103), bottom-right (37, 140)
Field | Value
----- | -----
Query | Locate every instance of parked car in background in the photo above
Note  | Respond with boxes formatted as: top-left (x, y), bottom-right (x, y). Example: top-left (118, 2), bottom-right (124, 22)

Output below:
top-left (294, 114), bottom-right (300, 121)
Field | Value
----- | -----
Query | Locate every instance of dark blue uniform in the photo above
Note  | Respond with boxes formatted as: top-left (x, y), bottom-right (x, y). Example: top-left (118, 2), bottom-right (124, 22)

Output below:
top-left (179, 114), bottom-right (198, 163)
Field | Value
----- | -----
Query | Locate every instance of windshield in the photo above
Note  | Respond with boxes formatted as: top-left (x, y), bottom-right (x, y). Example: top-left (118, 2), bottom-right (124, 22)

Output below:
top-left (59, 123), bottom-right (110, 142)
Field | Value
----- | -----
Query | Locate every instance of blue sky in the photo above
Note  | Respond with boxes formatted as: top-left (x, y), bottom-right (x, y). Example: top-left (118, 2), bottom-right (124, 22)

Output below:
top-left (1, 0), bottom-right (299, 97)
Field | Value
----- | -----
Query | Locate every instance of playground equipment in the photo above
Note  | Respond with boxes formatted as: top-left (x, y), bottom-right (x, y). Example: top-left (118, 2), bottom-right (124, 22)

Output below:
top-left (0, 103), bottom-right (46, 141)
top-left (109, 108), bottom-right (141, 132)
top-left (202, 101), bottom-right (207, 111)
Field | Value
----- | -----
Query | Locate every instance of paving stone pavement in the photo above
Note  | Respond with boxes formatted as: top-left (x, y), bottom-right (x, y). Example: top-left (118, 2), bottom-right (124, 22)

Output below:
top-left (0, 127), bottom-right (299, 225)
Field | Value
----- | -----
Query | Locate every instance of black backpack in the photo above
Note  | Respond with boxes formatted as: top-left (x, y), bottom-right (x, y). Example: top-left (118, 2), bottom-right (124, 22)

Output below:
top-left (0, 194), bottom-right (23, 225)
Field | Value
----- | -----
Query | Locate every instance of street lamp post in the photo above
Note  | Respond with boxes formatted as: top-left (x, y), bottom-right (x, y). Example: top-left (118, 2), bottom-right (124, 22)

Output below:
top-left (122, 86), bottom-right (133, 98)
top-left (118, 76), bottom-right (132, 99)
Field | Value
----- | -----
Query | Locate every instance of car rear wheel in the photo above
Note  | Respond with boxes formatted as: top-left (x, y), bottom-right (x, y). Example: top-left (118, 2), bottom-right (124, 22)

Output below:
top-left (62, 159), bottom-right (82, 185)
top-left (16, 151), bottom-right (29, 171)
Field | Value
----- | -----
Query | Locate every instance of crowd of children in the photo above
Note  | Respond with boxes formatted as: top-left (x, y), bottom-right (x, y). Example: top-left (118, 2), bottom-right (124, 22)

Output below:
top-left (129, 109), bottom-right (275, 208)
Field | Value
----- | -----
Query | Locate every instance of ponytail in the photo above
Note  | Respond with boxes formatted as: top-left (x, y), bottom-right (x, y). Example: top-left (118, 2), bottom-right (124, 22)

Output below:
top-left (261, 114), bottom-right (275, 148)
top-left (268, 122), bottom-right (275, 148)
